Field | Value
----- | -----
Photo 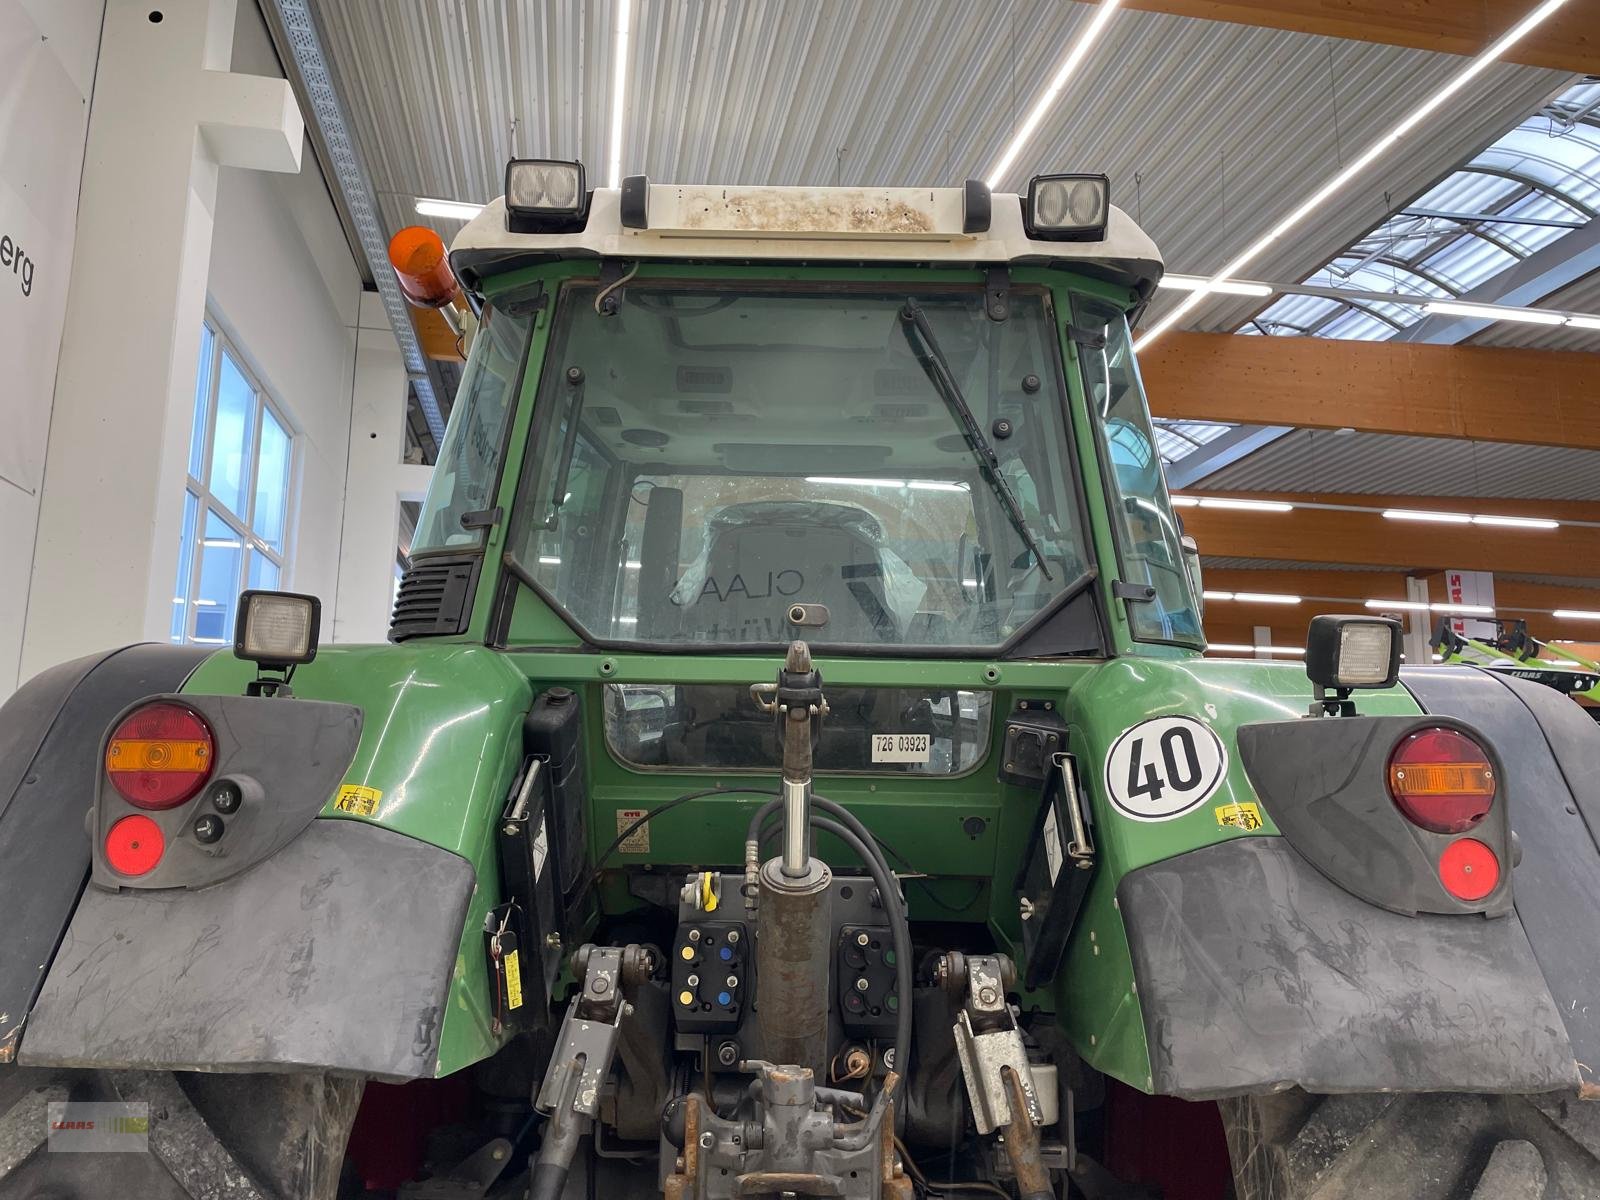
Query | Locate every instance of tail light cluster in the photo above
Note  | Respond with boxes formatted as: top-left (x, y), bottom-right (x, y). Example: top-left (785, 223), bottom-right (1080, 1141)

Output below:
top-left (102, 702), bottom-right (217, 877)
top-left (1387, 726), bottom-right (1500, 903)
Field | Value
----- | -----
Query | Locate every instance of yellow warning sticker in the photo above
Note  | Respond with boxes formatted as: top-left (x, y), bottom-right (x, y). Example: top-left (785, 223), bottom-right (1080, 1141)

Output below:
top-left (504, 949), bottom-right (524, 1010)
top-left (333, 784), bottom-right (382, 817)
top-left (1215, 801), bottom-right (1264, 832)
top-left (616, 808), bottom-right (650, 853)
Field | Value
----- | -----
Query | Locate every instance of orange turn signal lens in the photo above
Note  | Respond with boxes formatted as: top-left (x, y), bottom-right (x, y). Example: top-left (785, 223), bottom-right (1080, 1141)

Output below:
top-left (105, 701), bottom-right (215, 810)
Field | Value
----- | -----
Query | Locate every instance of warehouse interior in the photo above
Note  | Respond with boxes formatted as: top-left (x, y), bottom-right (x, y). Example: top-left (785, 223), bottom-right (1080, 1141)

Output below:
top-left (5, 1), bottom-right (1600, 1198)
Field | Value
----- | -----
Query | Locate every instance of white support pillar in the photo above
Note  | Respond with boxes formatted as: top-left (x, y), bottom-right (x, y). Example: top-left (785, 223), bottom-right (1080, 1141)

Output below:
top-left (1405, 576), bottom-right (1433, 666)
top-left (20, 0), bottom-right (302, 680)
top-left (332, 293), bottom-right (432, 645)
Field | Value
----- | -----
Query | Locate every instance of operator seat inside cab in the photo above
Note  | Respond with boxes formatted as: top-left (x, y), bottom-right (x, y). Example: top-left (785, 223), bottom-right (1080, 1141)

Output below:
top-left (671, 501), bottom-right (900, 645)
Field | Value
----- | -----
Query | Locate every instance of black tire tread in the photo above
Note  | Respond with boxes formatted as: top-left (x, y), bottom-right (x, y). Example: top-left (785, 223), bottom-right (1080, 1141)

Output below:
top-left (1222, 1089), bottom-right (1600, 1200)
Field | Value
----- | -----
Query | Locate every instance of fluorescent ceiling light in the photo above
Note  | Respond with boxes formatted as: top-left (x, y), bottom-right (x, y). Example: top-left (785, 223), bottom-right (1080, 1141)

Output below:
top-left (606, 0), bottom-right (633, 188)
top-left (908, 480), bottom-right (971, 492)
top-left (1432, 602), bottom-right (1493, 615)
top-left (1159, 274), bottom-right (1272, 297)
top-left (624, 561), bottom-right (642, 570)
top-left (1425, 299), bottom-right (1565, 326)
top-left (617, 616), bottom-right (639, 625)
top-left (1554, 609), bottom-right (1600, 620)
top-left (1364, 599), bottom-right (1431, 612)
top-left (1136, 0), bottom-right (1573, 348)
top-left (1231, 592), bottom-right (1302, 605)
top-left (1202, 590), bottom-right (1234, 601)
top-left (415, 197), bottom-right (484, 221)
top-left (1565, 314), bottom-right (1600, 330)
top-left (1472, 514), bottom-right (1560, 530)
top-left (983, 0), bottom-right (1125, 188)
top-left (807, 476), bottom-right (907, 488)
top-left (1198, 497), bottom-right (1294, 513)
top-left (1169, 495), bottom-right (1200, 508)
top-left (1383, 508), bottom-right (1472, 524)
top-left (538, 556), bottom-right (562, 566)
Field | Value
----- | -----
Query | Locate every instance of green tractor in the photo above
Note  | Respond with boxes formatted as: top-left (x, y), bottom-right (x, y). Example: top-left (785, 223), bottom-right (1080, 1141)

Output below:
top-left (5, 164), bottom-right (1600, 1200)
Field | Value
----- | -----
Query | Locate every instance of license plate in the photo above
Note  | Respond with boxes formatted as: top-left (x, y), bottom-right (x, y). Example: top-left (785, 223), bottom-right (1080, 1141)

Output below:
top-left (871, 733), bottom-right (930, 763)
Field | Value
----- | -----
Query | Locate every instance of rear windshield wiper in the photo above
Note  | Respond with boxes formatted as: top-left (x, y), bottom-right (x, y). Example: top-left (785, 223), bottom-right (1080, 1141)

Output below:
top-left (543, 366), bottom-right (587, 530)
top-left (899, 300), bottom-right (1053, 581)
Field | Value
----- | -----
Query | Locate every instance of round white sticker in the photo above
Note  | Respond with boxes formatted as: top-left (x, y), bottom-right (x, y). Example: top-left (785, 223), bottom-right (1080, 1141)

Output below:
top-left (1104, 716), bottom-right (1228, 822)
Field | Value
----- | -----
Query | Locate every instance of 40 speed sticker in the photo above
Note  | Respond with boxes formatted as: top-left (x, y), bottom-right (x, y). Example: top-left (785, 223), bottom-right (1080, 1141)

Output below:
top-left (1104, 716), bottom-right (1228, 822)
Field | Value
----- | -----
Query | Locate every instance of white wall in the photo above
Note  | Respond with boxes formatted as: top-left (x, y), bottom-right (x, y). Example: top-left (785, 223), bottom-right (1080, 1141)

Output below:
top-left (4, 0), bottom-right (405, 701)
top-left (0, 0), bottom-right (106, 694)
top-left (203, 2), bottom-right (363, 626)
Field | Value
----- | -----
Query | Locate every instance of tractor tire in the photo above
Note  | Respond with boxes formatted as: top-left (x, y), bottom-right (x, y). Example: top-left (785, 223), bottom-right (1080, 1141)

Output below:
top-left (1221, 1089), bottom-right (1600, 1199)
top-left (0, 1066), bottom-right (362, 1199)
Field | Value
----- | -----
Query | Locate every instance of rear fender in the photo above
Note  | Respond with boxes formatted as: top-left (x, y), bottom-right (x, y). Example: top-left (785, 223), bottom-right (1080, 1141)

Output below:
top-left (0, 644), bottom-right (214, 1060)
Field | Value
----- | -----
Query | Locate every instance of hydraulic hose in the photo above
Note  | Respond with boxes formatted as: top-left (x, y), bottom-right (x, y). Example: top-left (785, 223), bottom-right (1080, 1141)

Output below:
top-left (754, 804), bottom-right (914, 1080)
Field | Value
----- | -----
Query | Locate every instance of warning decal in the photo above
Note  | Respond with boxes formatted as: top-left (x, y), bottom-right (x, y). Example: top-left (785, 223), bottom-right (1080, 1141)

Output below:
top-left (504, 949), bottom-right (524, 1010)
top-left (1104, 716), bottom-right (1227, 823)
top-left (333, 784), bottom-right (382, 817)
top-left (1215, 801), bottom-right (1264, 832)
top-left (616, 808), bottom-right (650, 853)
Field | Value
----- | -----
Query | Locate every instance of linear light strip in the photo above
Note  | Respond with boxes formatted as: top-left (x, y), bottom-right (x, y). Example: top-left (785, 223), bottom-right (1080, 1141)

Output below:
top-left (1174, 495), bottom-right (1570, 530)
top-left (607, 0), bottom-right (634, 189)
top-left (1137, 0), bottom-right (1573, 348)
top-left (984, 0), bottom-right (1125, 188)
top-left (416, 197), bottom-right (484, 221)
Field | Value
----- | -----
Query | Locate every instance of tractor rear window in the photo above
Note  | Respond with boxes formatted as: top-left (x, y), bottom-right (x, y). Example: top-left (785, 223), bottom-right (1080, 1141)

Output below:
top-left (505, 281), bottom-right (1098, 654)
top-left (604, 684), bottom-right (992, 776)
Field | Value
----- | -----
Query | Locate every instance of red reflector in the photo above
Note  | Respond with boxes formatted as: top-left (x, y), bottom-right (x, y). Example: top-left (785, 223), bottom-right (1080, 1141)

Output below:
top-left (104, 814), bottom-right (165, 876)
top-left (105, 702), bottom-right (215, 810)
top-left (1387, 726), bottom-right (1495, 834)
top-left (1439, 838), bottom-right (1499, 902)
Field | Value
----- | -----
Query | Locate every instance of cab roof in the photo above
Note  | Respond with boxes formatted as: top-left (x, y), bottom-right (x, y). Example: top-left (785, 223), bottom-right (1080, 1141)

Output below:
top-left (449, 183), bottom-right (1164, 302)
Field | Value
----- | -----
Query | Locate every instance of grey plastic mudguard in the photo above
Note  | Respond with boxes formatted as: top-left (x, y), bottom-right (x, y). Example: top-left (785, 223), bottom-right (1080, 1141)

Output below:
top-left (1119, 836), bottom-right (1576, 1098)
top-left (19, 818), bottom-right (474, 1081)
top-left (1404, 665), bottom-right (1600, 1097)
top-left (0, 644), bottom-right (213, 1061)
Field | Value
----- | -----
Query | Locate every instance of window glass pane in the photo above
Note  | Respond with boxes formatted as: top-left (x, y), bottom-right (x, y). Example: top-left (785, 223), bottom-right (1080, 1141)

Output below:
top-left (504, 284), bottom-right (1094, 652)
top-left (247, 551), bottom-right (279, 591)
top-left (194, 509), bottom-right (243, 644)
top-left (253, 406), bottom-right (291, 551)
top-left (413, 299), bottom-right (535, 553)
top-left (170, 490), bottom-right (199, 642)
top-left (1073, 294), bottom-right (1202, 645)
top-left (189, 326), bottom-right (214, 481)
top-left (209, 351), bottom-right (256, 516)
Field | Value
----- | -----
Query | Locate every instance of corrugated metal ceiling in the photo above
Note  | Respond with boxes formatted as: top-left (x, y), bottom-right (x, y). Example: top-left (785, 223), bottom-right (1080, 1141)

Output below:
top-left (312, 0), bottom-right (1565, 328)
top-left (1194, 428), bottom-right (1600, 500)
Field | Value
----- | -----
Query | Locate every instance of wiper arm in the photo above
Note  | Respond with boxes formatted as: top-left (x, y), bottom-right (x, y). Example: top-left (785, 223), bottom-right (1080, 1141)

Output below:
top-left (543, 366), bottom-right (587, 530)
top-left (899, 300), bottom-right (1053, 580)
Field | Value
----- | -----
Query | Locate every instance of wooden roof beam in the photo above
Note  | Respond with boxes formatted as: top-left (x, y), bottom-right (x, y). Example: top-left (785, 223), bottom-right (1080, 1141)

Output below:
top-left (1120, 0), bottom-right (1600, 75)
top-left (1141, 332), bottom-right (1600, 452)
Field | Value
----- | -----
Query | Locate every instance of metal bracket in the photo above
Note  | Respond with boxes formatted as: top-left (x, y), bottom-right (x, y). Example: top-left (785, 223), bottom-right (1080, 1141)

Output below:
top-left (597, 260), bottom-right (630, 315)
top-left (1067, 324), bottom-right (1107, 351)
top-left (985, 267), bottom-right (1011, 322)
top-left (536, 947), bottom-right (628, 1121)
top-left (459, 506), bottom-right (503, 531)
top-left (947, 954), bottom-right (1045, 1135)
top-left (1111, 580), bottom-right (1157, 603)
top-left (1052, 753), bottom-right (1095, 868)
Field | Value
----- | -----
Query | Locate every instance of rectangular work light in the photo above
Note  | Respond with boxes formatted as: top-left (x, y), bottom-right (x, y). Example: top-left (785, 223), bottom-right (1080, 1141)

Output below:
top-left (504, 159), bottom-right (589, 234)
top-left (1306, 615), bottom-right (1402, 691)
top-left (1025, 174), bottom-right (1109, 241)
top-left (234, 590), bottom-right (321, 669)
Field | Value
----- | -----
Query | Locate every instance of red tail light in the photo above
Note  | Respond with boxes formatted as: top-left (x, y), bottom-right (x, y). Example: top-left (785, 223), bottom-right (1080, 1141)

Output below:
top-left (105, 701), bottom-right (215, 810)
top-left (105, 814), bottom-right (165, 876)
top-left (1438, 838), bottom-right (1500, 902)
top-left (1386, 726), bottom-right (1495, 834)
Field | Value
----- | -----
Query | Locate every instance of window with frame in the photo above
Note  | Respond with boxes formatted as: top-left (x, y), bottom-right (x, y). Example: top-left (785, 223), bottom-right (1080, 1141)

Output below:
top-left (171, 321), bottom-right (295, 645)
